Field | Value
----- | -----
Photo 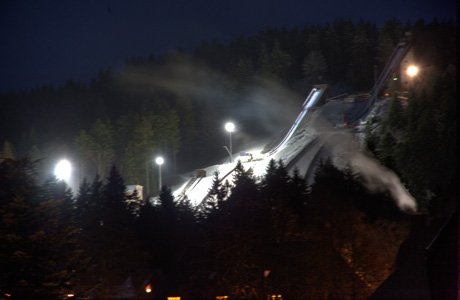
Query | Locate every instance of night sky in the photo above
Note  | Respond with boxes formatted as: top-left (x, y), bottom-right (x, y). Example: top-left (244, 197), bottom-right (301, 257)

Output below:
top-left (0, 0), bottom-right (456, 93)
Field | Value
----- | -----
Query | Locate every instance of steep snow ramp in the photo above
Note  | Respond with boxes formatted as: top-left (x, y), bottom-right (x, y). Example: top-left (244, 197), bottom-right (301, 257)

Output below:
top-left (269, 87), bottom-right (325, 155)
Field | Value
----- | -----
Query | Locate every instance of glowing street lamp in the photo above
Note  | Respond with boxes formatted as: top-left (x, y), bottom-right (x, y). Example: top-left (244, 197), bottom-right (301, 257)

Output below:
top-left (155, 156), bottom-right (164, 189)
top-left (225, 122), bottom-right (235, 163)
top-left (55, 159), bottom-right (71, 181)
top-left (407, 65), bottom-right (419, 77)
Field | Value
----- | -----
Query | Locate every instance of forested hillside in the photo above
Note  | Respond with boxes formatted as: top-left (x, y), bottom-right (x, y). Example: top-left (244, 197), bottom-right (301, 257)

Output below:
top-left (0, 18), bottom-right (456, 196)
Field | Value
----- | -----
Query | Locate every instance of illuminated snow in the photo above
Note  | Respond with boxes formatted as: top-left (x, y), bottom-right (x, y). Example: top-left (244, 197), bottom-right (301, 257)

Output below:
top-left (171, 120), bottom-right (318, 206)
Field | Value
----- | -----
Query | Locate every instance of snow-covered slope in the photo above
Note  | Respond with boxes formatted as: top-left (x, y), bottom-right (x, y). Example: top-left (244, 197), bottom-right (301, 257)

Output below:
top-left (170, 112), bottom-right (320, 206)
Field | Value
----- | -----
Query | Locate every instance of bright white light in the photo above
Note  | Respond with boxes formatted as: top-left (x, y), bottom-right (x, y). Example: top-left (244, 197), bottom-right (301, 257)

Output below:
top-left (407, 65), bottom-right (419, 77)
top-left (225, 122), bottom-right (235, 132)
top-left (55, 160), bottom-right (71, 181)
top-left (155, 157), bottom-right (164, 165)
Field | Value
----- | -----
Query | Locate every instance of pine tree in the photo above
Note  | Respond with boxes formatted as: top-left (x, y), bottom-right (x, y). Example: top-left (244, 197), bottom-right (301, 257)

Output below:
top-left (114, 115), bottom-right (134, 175)
top-left (261, 159), bottom-right (289, 211)
top-left (85, 165), bottom-right (149, 299)
top-left (73, 175), bottom-right (104, 296)
top-left (433, 73), bottom-right (457, 202)
top-left (288, 167), bottom-right (309, 225)
top-left (123, 116), bottom-right (156, 196)
top-left (234, 57), bottom-right (255, 87)
top-left (102, 166), bottom-right (132, 225)
top-left (176, 97), bottom-right (196, 166)
top-left (351, 21), bottom-right (374, 89)
top-left (159, 185), bottom-right (177, 222)
top-left (136, 201), bottom-right (160, 255)
top-left (0, 159), bottom-right (80, 299)
top-left (377, 131), bottom-right (397, 169)
top-left (156, 186), bottom-right (182, 272)
top-left (269, 159), bottom-right (298, 242)
top-left (377, 20), bottom-right (399, 72)
top-left (310, 158), bottom-right (352, 217)
top-left (384, 93), bottom-right (406, 132)
top-left (28, 145), bottom-right (43, 162)
top-left (75, 178), bottom-right (91, 227)
top-left (74, 119), bottom-right (115, 179)
top-left (208, 161), bottom-right (266, 299)
top-left (0, 140), bottom-right (15, 161)
top-left (205, 170), bottom-right (227, 213)
top-left (260, 158), bottom-right (277, 190)
top-left (89, 119), bottom-right (115, 177)
top-left (269, 40), bottom-right (291, 78)
top-left (258, 44), bottom-right (271, 76)
top-left (305, 28), bottom-right (322, 53)
top-left (302, 50), bottom-right (327, 84)
top-left (164, 107), bottom-right (181, 174)
top-left (324, 24), bottom-right (340, 80)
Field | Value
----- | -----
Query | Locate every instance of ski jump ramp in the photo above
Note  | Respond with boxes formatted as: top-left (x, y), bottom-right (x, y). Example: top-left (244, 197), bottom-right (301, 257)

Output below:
top-left (269, 86), bottom-right (327, 155)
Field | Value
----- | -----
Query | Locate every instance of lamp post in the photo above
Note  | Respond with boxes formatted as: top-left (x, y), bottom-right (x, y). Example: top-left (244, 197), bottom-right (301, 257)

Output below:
top-left (225, 122), bottom-right (235, 163)
top-left (155, 156), bottom-right (164, 190)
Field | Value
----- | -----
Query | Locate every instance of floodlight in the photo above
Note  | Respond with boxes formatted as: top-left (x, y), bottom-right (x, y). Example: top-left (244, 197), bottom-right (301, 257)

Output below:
top-left (55, 159), bottom-right (71, 181)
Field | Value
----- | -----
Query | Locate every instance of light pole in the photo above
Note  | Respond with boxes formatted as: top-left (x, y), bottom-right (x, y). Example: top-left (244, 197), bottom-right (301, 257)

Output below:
top-left (225, 122), bottom-right (235, 163)
top-left (155, 156), bottom-right (164, 190)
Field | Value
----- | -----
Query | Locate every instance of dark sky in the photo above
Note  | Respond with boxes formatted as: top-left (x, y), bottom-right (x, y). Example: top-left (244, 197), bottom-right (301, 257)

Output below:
top-left (0, 0), bottom-right (456, 93)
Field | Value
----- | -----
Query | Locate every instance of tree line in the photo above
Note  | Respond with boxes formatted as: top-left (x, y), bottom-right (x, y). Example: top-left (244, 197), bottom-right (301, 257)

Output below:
top-left (0, 156), bottom-right (411, 299)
